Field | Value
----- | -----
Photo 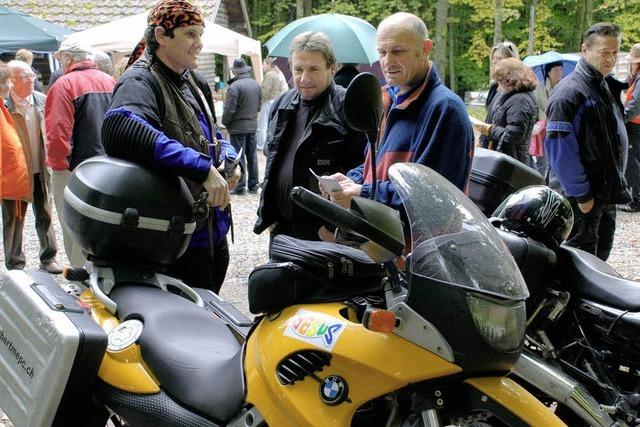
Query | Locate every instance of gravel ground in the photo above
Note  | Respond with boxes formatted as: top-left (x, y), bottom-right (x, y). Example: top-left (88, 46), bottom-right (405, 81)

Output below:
top-left (0, 154), bottom-right (638, 425)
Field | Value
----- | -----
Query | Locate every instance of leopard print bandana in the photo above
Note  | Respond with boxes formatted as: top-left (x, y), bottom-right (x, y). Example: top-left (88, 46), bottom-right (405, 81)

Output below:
top-left (148, 0), bottom-right (205, 31)
top-left (126, 0), bottom-right (205, 69)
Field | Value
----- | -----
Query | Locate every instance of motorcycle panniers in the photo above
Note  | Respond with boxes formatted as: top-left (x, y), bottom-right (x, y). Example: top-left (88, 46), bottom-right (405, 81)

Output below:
top-left (64, 156), bottom-right (196, 266)
top-left (469, 148), bottom-right (544, 216)
top-left (248, 235), bottom-right (385, 314)
top-left (0, 270), bottom-right (108, 427)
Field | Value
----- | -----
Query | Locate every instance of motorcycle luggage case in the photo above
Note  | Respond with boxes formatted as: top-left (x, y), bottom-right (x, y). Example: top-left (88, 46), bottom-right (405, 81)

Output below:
top-left (469, 148), bottom-right (544, 216)
top-left (0, 270), bottom-right (108, 427)
top-left (64, 156), bottom-right (196, 266)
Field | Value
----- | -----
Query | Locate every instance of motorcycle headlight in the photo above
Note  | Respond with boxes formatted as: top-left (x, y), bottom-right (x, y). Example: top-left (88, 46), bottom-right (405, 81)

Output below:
top-left (466, 293), bottom-right (526, 352)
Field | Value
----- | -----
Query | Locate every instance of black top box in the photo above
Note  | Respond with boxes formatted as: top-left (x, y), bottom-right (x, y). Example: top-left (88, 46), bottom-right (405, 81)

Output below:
top-left (64, 156), bottom-right (196, 267)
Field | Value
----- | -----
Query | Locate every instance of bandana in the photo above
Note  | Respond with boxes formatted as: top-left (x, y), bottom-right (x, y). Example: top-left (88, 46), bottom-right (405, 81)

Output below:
top-left (148, 0), bottom-right (205, 31)
top-left (126, 0), bottom-right (205, 69)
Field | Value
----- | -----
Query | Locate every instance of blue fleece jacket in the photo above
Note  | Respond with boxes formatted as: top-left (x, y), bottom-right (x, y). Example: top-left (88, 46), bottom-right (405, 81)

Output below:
top-left (347, 65), bottom-right (474, 209)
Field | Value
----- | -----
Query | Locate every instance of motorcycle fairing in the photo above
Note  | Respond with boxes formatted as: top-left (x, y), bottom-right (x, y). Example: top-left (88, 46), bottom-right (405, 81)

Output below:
top-left (465, 377), bottom-right (566, 426)
top-left (558, 245), bottom-right (640, 311)
top-left (84, 290), bottom-right (161, 394)
top-left (244, 302), bottom-right (462, 426)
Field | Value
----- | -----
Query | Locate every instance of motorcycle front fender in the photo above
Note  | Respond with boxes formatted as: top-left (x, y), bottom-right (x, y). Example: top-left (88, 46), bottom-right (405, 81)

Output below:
top-left (465, 377), bottom-right (566, 426)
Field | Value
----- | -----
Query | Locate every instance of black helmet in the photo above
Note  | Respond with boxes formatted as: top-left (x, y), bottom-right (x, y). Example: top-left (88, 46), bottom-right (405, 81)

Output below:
top-left (492, 186), bottom-right (573, 246)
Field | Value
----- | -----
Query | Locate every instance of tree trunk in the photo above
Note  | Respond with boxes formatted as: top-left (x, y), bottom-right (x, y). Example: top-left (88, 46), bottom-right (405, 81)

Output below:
top-left (296, 0), bottom-right (304, 19)
top-left (434, 0), bottom-right (449, 81)
top-left (576, 0), bottom-right (593, 49)
top-left (449, 21), bottom-right (457, 93)
top-left (493, 0), bottom-right (503, 46)
top-left (304, 0), bottom-right (312, 16)
top-left (527, 0), bottom-right (538, 56)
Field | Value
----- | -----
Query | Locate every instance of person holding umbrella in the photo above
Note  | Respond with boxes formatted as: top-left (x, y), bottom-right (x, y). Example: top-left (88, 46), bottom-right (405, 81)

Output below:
top-left (531, 61), bottom-right (563, 174)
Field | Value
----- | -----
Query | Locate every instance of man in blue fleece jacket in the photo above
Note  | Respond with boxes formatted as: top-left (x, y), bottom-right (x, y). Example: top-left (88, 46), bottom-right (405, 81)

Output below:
top-left (545, 22), bottom-right (630, 261)
top-left (326, 12), bottom-right (474, 211)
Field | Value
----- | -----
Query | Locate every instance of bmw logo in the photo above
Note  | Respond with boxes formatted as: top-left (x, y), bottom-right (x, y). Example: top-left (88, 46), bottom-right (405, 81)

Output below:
top-left (319, 375), bottom-right (349, 406)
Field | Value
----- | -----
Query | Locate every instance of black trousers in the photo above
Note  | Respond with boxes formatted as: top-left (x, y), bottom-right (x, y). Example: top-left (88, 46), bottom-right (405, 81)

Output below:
top-left (625, 123), bottom-right (640, 205)
top-left (164, 237), bottom-right (229, 294)
top-left (566, 198), bottom-right (616, 261)
top-left (2, 173), bottom-right (57, 269)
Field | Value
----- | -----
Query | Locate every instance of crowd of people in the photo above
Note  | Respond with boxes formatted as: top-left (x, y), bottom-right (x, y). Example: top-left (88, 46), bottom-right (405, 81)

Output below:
top-left (1, 0), bottom-right (639, 293)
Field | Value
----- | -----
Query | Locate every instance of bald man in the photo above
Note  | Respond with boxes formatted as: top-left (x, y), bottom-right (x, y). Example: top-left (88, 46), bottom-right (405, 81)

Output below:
top-left (327, 12), bottom-right (474, 211)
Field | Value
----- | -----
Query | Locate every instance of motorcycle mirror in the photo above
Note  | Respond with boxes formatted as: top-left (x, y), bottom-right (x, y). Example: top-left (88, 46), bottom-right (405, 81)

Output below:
top-left (344, 72), bottom-right (382, 134)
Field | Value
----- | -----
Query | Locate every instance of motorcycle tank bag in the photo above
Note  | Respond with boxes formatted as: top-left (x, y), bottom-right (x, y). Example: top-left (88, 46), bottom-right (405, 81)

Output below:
top-left (469, 148), bottom-right (544, 216)
top-left (248, 235), bottom-right (385, 314)
top-left (64, 156), bottom-right (196, 266)
top-left (0, 270), bottom-right (108, 427)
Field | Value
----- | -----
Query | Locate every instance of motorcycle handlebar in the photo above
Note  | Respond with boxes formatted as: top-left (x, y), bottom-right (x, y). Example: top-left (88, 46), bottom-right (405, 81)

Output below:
top-left (291, 186), bottom-right (404, 257)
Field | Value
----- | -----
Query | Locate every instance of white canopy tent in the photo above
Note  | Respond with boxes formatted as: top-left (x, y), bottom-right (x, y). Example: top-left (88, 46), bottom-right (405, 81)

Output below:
top-left (62, 12), bottom-right (262, 81)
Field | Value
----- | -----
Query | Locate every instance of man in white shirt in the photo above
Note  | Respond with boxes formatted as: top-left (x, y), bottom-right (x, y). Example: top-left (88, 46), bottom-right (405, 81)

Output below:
top-left (2, 60), bottom-right (62, 273)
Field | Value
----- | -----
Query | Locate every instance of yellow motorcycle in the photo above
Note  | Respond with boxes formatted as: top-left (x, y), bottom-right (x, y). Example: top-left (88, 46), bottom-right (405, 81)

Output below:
top-left (0, 156), bottom-right (565, 426)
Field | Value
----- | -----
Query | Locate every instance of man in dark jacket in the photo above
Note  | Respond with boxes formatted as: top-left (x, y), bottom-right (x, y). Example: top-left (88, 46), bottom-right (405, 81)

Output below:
top-left (254, 31), bottom-right (366, 242)
top-left (222, 58), bottom-right (261, 195)
top-left (545, 22), bottom-right (630, 261)
top-left (101, 0), bottom-right (238, 293)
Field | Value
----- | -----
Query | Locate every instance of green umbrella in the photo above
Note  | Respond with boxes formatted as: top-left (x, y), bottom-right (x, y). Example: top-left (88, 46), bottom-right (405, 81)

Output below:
top-left (265, 13), bottom-right (378, 65)
top-left (0, 5), bottom-right (72, 53)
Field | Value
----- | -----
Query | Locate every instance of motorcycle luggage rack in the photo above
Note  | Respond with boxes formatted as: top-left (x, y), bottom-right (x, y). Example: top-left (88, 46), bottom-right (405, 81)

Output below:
top-left (88, 264), bottom-right (204, 314)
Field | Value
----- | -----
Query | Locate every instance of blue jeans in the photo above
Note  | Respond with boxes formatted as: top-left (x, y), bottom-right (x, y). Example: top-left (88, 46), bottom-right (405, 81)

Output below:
top-left (229, 133), bottom-right (259, 191)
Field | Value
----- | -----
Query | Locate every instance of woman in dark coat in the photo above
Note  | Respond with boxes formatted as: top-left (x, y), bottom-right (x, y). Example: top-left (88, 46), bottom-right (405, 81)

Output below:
top-left (475, 58), bottom-right (538, 167)
top-left (485, 41), bottom-right (520, 110)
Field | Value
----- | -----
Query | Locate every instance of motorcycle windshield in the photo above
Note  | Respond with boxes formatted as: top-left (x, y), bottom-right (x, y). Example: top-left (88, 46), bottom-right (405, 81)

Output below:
top-left (388, 163), bottom-right (528, 300)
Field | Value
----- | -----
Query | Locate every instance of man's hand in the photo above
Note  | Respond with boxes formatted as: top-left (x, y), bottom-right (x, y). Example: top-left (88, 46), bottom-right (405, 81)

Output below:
top-left (319, 173), bottom-right (362, 209)
top-left (472, 121), bottom-right (492, 136)
top-left (578, 198), bottom-right (594, 214)
top-left (318, 226), bottom-right (336, 242)
top-left (203, 165), bottom-right (230, 209)
top-left (221, 166), bottom-right (241, 191)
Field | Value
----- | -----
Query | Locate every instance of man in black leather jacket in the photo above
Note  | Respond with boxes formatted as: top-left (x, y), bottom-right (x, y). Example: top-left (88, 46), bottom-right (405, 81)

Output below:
top-left (254, 31), bottom-right (366, 242)
top-left (545, 22), bottom-right (630, 261)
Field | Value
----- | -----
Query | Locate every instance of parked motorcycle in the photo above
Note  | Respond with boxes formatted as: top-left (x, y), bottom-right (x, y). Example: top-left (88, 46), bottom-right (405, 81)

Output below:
top-left (479, 185), bottom-right (640, 427)
top-left (0, 74), bottom-right (565, 427)
top-left (0, 159), bottom-right (567, 427)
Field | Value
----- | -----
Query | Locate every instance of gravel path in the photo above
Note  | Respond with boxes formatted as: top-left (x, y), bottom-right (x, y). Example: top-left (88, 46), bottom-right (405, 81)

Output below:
top-left (1, 155), bottom-right (638, 425)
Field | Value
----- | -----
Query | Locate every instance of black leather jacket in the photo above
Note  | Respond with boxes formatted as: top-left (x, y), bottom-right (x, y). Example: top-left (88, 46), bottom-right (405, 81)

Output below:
top-left (254, 83), bottom-right (366, 239)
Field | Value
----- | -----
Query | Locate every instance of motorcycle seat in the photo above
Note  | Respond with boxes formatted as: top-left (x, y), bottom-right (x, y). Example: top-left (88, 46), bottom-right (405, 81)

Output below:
top-left (558, 246), bottom-right (640, 311)
top-left (496, 228), bottom-right (557, 295)
top-left (111, 285), bottom-right (244, 423)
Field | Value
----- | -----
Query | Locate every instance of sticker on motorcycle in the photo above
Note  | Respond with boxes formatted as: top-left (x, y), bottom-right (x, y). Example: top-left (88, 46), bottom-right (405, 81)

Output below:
top-left (284, 310), bottom-right (346, 351)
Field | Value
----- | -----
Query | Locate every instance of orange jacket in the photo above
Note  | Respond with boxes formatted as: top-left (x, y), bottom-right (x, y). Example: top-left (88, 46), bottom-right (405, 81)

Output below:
top-left (1, 101), bottom-right (29, 200)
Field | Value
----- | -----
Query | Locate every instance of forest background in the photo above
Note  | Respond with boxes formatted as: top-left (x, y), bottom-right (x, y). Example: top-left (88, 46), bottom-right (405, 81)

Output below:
top-left (248, 0), bottom-right (640, 95)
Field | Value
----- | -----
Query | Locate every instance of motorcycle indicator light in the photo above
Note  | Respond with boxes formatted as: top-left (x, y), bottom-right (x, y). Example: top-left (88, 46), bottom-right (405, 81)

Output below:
top-left (362, 308), bottom-right (397, 333)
